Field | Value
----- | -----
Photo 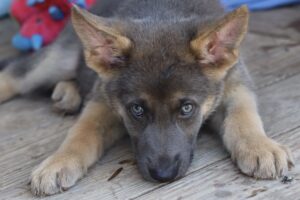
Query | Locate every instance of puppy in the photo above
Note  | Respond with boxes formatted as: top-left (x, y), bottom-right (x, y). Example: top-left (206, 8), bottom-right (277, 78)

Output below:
top-left (0, 0), bottom-right (294, 196)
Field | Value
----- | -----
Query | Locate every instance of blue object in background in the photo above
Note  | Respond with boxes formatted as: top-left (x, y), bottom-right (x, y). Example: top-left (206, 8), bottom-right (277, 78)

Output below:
top-left (221, 0), bottom-right (300, 11)
top-left (12, 34), bottom-right (44, 51)
top-left (75, 0), bottom-right (87, 9)
top-left (12, 34), bottom-right (32, 52)
top-left (49, 6), bottom-right (65, 20)
top-left (31, 34), bottom-right (43, 50)
top-left (27, 0), bottom-right (45, 7)
top-left (0, 0), bottom-right (12, 17)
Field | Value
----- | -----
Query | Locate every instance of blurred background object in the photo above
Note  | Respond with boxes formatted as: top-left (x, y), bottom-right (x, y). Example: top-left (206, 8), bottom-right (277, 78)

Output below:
top-left (0, 0), bottom-right (95, 52)
top-left (221, 0), bottom-right (300, 11)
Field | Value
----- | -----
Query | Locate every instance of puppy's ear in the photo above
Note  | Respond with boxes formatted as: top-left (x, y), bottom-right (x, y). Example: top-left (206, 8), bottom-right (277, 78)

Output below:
top-left (191, 6), bottom-right (249, 80)
top-left (71, 5), bottom-right (131, 77)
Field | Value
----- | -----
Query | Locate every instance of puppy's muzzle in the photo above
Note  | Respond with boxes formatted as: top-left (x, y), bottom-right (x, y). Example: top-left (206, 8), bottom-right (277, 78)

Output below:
top-left (147, 154), bottom-right (180, 182)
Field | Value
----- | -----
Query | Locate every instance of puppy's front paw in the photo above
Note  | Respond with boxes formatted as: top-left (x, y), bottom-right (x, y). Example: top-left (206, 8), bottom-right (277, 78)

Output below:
top-left (233, 136), bottom-right (294, 179)
top-left (30, 154), bottom-right (85, 196)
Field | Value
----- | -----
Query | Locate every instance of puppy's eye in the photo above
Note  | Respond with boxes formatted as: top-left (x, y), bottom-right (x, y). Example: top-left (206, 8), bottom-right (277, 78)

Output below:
top-left (130, 104), bottom-right (144, 118)
top-left (180, 103), bottom-right (194, 117)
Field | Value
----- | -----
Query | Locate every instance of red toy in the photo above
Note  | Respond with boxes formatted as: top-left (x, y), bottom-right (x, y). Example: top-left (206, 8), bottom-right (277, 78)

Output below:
top-left (11, 0), bottom-right (95, 51)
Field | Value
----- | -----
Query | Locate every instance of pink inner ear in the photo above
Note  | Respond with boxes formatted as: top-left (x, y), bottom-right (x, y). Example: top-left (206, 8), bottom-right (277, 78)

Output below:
top-left (204, 35), bottom-right (226, 63)
top-left (92, 40), bottom-right (124, 67)
top-left (203, 18), bottom-right (243, 63)
top-left (93, 46), bottom-right (111, 64)
top-left (82, 20), bottom-right (114, 51)
top-left (88, 28), bottom-right (126, 67)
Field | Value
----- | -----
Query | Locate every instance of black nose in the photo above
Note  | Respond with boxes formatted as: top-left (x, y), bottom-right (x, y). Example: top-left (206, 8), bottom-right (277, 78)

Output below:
top-left (148, 155), bottom-right (180, 182)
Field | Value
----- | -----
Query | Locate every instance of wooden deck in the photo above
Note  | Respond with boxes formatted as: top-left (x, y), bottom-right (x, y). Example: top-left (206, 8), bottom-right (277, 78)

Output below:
top-left (1, 5), bottom-right (300, 200)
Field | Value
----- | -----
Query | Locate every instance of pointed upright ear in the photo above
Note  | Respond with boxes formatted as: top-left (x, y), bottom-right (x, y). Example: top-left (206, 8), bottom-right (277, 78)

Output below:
top-left (190, 6), bottom-right (249, 80)
top-left (71, 5), bottom-right (132, 77)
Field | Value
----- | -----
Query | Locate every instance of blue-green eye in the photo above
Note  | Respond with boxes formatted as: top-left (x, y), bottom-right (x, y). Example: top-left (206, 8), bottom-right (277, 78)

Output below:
top-left (130, 104), bottom-right (144, 118)
top-left (180, 103), bottom-right (194, 116)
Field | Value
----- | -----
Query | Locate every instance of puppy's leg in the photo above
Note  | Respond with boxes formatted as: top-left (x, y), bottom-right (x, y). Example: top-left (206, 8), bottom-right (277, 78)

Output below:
top-left (52, 80), bottom-right (82, 114)
top-left (219, 85), bottom-right (294, 179)
top-left (31, 100), bottom-right (126, 196)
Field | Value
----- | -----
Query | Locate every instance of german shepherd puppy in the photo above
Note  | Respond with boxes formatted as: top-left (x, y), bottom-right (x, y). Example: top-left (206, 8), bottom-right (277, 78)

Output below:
top-left (0, 0), bottom-right (294, 196)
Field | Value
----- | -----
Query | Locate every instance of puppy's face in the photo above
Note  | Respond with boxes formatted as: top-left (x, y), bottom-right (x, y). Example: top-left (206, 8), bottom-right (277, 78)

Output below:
top-left (108, 60), bottom-right (222, 181)
top-left (72, 5), bottom-right (248, 182)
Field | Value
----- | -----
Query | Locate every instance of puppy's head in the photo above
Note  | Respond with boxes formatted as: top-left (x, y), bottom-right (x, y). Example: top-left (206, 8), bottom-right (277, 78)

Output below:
top-left (72, 5), bottom-right (248, 182)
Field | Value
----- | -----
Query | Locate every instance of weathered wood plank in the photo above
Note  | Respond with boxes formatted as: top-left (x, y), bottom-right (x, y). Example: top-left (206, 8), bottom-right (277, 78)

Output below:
top-left (245, 44), bottom-right (300, 89)
top-left (248, 6), bottom-right (300, 41)
top-left (256, 74), bottom-right (300, 135)
top-left (0, 98), bottom-right (75, 156)
top-left (243, 5), bottom-right (300, 89)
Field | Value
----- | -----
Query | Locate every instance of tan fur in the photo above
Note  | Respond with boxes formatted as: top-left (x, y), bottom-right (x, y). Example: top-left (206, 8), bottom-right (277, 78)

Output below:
top-left (31, 101), bottom-right (126, 196)
top-left (0, 73), bottom-right (19, 103)
top-left (201, 95), bottom-right (216, 118)
top-left (221, 85), bottom-right (294, 178)
top-left (52, 81), bottom-right (82, 114)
